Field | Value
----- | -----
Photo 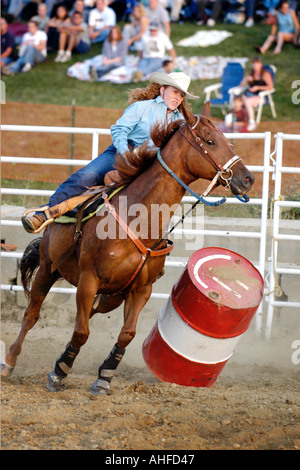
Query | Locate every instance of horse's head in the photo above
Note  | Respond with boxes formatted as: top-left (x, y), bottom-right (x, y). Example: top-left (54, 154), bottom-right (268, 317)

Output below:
top-left (182, 102), bottom-right (255, 198)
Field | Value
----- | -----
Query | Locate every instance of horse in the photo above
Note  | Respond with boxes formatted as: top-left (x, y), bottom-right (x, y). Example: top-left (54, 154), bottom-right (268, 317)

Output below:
top-left (1, 103), bottom-right (255, 395)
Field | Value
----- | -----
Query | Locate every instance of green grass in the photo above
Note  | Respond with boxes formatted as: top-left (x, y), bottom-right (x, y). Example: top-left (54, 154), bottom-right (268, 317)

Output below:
top-left (2, 22), bottom-right (300, 120)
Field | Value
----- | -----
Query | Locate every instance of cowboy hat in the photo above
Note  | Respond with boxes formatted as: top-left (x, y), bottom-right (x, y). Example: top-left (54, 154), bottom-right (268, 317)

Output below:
top-left (149, 71), bottom-right (199, 99)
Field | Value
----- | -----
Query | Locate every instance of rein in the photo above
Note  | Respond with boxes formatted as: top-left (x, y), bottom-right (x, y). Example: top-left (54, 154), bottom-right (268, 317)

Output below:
top-left (157, 114), bottom-right (249, 206)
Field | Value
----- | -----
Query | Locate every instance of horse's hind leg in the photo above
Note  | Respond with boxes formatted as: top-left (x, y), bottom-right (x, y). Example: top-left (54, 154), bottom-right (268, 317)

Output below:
top-left (1, 265), bottom-right (59, 377)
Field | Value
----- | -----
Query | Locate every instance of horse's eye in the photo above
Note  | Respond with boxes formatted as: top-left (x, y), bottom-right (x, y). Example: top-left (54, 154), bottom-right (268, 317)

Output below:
top-left (206, 139), bottom-right (214, 146)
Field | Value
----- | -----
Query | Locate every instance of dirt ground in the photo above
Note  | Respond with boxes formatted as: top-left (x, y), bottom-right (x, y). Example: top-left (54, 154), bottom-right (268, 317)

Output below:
top-left (1, 300), bottom-right (299, 451)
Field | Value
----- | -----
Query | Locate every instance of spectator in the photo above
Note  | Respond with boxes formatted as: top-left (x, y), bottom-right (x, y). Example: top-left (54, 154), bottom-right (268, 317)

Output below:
top-left (162, 59), bottom-right (180, 73)
top-left (256, 0), bottom-right (299, 54)
top-left (133, 21), bottom-right (176, 80)
top-left (45, 4), bottom-right (71, 52)
top-left (108, 0), bottom-right (127, 22)
top-left (70, 0), bottom-right (89, 21)
top-left (88, 0), bottom-right (116, 43)
top-left (55, 10), bottom-right (90, 62)
top-left (224, 96), bottom-right (249, 131)
top-left (7, 0), bottom-right (29, 19)
top-left (89, 25), bottom-right (127, 79)
top-left (169, 0), bottom-right (186, 22)
top-left (244, 0), bottom-right (258, 27)
top-left (145, 0), bottom-right (170, 37)
top-left (1, 17), bottom-right (16, 73)
top-left (31, 3), bottom-right (50, 31)
top-left (122, 3), bottom-right (149, 51)
top-left (195, 0), bottom-right (222, 26)
top-left (239, 57), bottom-right (274, 131)
top-left (5, 19), bottom-right (47, 74)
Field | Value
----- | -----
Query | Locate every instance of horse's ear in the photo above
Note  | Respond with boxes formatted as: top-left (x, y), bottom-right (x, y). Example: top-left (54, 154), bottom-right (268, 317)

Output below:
top-left (182, 104), bottom-right (198, 127)
top-left (201, 101), bottom-right (211, 117)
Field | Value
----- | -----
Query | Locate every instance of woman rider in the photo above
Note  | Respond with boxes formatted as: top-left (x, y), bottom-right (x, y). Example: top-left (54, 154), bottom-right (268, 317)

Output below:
top-left (22, 72), bottom-right (199, 233)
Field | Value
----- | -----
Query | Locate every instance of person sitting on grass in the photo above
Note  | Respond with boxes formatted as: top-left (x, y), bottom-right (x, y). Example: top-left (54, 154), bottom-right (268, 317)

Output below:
top-left (256, 0), bottom-right (299, 55)
top-left (45, 3), bottom-right (71, 53)
top-left (1, 17), bottom-right (16, 74)
top-left (3, 19), bottom-right (47, 74)
top-left (55, 10), bottom-right (90, 62)
top-left (89, 25), bottom-right (127, 80)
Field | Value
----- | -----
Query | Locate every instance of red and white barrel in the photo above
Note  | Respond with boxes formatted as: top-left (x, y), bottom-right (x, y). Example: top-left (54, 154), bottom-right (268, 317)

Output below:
top-left (142, 247), bottom-right (264, 388)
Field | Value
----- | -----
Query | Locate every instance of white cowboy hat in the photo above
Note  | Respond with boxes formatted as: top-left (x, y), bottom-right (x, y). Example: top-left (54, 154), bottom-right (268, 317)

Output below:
top-left (149, 71), bottom-right (199, 99)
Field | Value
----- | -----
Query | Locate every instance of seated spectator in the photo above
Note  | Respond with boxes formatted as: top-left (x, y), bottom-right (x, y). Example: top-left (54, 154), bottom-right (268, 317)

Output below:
top-left (31, 3), bottom-right (50, 31)
top-left (8, 0), bottom-right (29, 19)
top-left (169, 0), bottom-right (186, 22)
top-left (89, 25), bottom-right (127, 79)
top-left (88, 0), bottom-right (116, 43)
top-left (145, 0), bottom-right (170, 37)
top-left (122, 3), bottom-right (149, 51)
top-left (224, 96), bottom-right (249, 131)
top-left (1, 17), bottom-right (16, 73)
top-left (195, 0), bottom-right (222, 26)
top-left (70, 0), bottom-right (89, 22)
top-left (244, 0), bottom-right (258, 27)
top-left (133, 21), bottom-right (176, 80)
top-left (45, 4), bottom-right (71, 52)
top-left (108, 0), bottom-right (127, 22)
top-left (256, 0), bottom-right (299, 54)
top-left (162, 59), bottom-right (180, 73)
top-left (239, 57), bottom-right (274, 131)
top-left (4, 19), bottom-right (47, 74)
top-left (55, 10), bottom-right (90, 62)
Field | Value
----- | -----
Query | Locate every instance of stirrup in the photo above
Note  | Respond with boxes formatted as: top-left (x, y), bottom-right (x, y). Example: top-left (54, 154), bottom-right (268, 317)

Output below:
top-left (22, 205), bottom-right (54, 234)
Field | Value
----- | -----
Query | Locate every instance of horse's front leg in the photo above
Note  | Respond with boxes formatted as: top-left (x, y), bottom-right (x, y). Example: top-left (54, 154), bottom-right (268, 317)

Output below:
top-left (47, 269), bottom-right (99, 392)
top-left (90, 284), bottom-right (152, 396)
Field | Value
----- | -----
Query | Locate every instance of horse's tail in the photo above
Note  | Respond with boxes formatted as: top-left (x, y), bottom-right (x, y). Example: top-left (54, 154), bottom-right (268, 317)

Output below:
top-left (20, 237), bottom-right (42, 298)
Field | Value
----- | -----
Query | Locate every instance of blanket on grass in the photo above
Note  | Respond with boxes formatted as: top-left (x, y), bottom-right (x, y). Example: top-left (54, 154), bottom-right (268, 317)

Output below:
top-left (67, 55), bottom-right (248, 84)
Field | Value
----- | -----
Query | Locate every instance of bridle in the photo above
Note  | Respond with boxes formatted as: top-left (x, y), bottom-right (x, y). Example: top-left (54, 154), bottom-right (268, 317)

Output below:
top-left (157, 114), bottom-right (249, 206)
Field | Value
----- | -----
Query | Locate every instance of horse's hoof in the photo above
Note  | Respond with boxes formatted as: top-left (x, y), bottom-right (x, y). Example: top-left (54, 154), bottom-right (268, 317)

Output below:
top-left (47, 370), bottom-right (65, 392)
top-left (90, 379), bottom-right (111, 396)
top-left (1, 356), bottom-right (15, 378)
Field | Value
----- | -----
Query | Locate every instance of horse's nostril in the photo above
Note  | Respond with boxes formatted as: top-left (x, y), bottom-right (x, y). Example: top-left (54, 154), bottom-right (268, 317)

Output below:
top-left (243, 174), bottom-right (255, 188)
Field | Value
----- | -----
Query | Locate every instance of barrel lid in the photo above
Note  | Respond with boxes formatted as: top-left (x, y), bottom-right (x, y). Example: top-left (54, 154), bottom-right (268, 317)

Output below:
top-left (188, 247), bottom-right (263, 309)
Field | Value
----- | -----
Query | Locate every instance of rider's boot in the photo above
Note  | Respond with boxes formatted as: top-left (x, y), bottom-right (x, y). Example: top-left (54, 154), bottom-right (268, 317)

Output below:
top-left (21, 213), bottom-right (47, 233)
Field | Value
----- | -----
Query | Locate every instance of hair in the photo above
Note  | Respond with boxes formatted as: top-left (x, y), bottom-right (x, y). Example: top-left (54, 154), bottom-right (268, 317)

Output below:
top-left (28, 19), bottom-right (39, 28)
top-left (127, 82), bottom-right (192, 120)
top-left (110, 119), bottom-right (184, 186)
top-left (108, 25), bottom-right (123, 42)
top-left (72, 10), bottom-right (83, 17)
top-left (133, 3), bottom-right (145, 16)
top-left (277, 0), bottom-right (289, 9)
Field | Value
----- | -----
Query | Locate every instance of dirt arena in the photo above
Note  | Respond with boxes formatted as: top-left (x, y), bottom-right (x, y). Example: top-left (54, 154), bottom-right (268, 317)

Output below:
top-left (1, 103), bottom-right (300, 451)
top-left (1, 296), bottom-right (299, 451)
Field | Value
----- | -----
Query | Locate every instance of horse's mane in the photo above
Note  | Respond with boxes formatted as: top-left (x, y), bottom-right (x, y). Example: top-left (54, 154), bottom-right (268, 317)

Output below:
top-left (110, 119), bottom-right (185, 186)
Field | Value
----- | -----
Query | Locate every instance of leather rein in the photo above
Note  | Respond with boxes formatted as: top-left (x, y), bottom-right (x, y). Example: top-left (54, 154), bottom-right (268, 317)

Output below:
top-left (101, 114), bottom-right (248, 292)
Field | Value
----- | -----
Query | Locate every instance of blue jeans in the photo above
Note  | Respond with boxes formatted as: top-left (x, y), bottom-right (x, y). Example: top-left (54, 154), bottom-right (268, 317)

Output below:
top-left (91, 29), bottom-right (111, 44)
top-left (10, 45), bottom-right (45, 72)
top-left (137, 58), bottom-right (163, 76)
top-left (48, 144), bottom-right (117, 207)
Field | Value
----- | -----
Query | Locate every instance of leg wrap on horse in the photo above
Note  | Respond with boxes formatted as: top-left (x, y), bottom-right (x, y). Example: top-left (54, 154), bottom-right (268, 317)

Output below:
top-left (54, 342), bottom-right (80, 378)
top-left (90, 343), bottom-right (125, 395)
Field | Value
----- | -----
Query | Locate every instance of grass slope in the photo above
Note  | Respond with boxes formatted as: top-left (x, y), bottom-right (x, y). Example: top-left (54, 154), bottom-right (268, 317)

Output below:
top-left (2, 22), bottom-right (300, 120)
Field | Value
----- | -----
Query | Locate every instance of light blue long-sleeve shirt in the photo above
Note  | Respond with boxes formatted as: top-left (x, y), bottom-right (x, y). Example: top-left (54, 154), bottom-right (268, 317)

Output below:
top-left (110, 95), bottom-right (183, 155)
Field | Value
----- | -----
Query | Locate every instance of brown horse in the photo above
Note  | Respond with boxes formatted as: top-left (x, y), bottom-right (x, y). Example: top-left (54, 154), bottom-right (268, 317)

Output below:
top-left (1, 103), bottom-right (254, 394)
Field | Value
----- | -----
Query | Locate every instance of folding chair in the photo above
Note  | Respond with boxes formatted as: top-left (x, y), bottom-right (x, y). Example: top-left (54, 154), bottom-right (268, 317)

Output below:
top-left (255, 64), bottom-right (277, 124)
top-left (228, 64), bottom-right (277, 123)
top-left (203, 62), bottom-right (245, 113)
